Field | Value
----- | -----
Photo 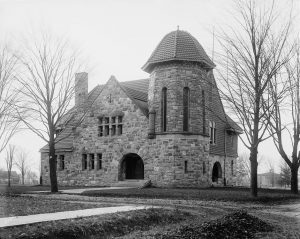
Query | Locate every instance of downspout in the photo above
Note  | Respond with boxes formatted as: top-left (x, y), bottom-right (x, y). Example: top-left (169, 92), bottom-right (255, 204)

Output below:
top-left (224, 129), bottom-right (227, 186)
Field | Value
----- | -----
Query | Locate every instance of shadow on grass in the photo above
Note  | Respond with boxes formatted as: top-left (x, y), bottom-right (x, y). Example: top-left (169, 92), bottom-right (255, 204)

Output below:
top-left (81, 187), bottom-right (300, 204)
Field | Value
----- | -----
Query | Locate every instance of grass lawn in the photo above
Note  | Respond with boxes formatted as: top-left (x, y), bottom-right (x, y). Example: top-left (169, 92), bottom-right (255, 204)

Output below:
top-left (0, 208), bottom-right (190, 239)
top-left (82, 186), bottom-right (300, 203)
top-left (0, 194), bottom-right (119, 218)
top-left (1, 206), bottom-right (298, 238)
top-left (0, 184), bottom-right (105, 194)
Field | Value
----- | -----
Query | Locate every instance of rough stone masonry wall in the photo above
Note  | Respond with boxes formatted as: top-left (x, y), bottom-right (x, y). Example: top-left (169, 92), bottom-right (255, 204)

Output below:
top-left (143, 134), bottom-right (211, 187)
top-left (41, 151), bottom-right (73, 185)
top-left (148, 62), bottom-right (210, 135)
top-left (209, 154), bottom-right (237, 186)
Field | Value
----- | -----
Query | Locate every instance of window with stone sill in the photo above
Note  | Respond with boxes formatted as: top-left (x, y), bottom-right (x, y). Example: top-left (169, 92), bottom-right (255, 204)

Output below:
top-left (98, 115), bottom-right (123, 137)
top-left (97, 153), bottom-right (102, 170)
top-left (111, 125), bottom-right (116, 136)
top-left (59, 155), bottom-right (65, 171)
top-left (98, 126), bottom-right (103, 137)
top-left (89, 154), bottom-right (95, 170)
top-left (82, 154), bottom-right (88, 170)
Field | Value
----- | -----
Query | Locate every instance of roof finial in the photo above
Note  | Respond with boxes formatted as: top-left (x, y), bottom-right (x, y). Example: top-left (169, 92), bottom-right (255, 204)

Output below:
top-left (177, 25), bottom-right (179, 31)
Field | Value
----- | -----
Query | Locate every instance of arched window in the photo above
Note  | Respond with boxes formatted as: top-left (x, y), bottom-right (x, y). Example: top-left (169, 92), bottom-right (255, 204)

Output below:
top-left (161, 87), bottom-right (167, 132)
top-left (183, 87), bottom-right (190, 131)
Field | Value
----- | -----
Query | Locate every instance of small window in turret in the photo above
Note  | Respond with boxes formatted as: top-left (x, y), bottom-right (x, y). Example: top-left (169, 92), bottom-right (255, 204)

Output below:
top-left (184, 160), bottom-right (188, 173)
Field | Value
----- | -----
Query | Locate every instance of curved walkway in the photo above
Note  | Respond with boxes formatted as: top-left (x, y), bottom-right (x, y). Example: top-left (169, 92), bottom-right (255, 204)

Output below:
top-left (0, 205), bottom-right (155, 228)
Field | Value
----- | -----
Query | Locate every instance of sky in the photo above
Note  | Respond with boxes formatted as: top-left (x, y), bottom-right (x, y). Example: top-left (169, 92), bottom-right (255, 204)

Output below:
top-left (0, 0), bottom-right (299, 175)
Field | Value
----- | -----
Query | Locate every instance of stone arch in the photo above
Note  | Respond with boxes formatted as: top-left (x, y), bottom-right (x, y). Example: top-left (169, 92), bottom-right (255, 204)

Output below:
top-left (119, 153), bottom-right (144, 181)
top-left (212, 161), bottom-right (222, 182)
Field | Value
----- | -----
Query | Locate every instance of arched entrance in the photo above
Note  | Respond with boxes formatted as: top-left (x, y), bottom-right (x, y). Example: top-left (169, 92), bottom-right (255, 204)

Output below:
top-left (119, 153), bottom-right (144, 180)
top-left (212, 162), bottom-right (222, 182)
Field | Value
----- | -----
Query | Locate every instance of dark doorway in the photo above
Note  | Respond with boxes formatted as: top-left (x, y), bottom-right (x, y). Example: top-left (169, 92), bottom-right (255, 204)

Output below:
top-left (120, 153), bottom-right (144, 180)
top-left (212, 162), bottom-right (222, 182)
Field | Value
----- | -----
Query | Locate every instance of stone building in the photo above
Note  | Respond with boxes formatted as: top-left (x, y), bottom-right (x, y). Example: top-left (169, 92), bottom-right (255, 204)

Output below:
top-left (41, 29), bottom-right (242, 187)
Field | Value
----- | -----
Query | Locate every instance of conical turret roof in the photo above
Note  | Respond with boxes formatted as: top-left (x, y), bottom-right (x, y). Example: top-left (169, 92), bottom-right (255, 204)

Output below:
top-left (142, 29), bottom-right (215, 73)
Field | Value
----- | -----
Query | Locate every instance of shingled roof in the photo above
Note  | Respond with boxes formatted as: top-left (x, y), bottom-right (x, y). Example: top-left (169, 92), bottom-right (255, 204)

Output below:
top-left (40, 85), bottom-right (104, 153)
top-left (225, 114), bottom-right (243, 134)
top-left (142, 30), bottom-right (216, 73)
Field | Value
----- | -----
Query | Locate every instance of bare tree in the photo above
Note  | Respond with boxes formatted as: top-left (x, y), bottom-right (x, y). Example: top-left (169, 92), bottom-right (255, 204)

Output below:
top-left (236, 152), bottom-right (265, 186)
top-left (236, 152), bottom-right (251, 185)
top-left (16, 34), bottom-right (79, 192)
top-left (217, 0), bottom-right (292, 196)
top-left (279, 161), bottom-right (291, 188)
top-left (0, 46), bottom-right (20, 155)
top-left (15, 149), bottom-right (29, 185)
top-left (5, 144), bottom-right (16, 187)
top-left (26, 169), bottom-right (39, 185)
top-left (267, 41), bottom-right (300, 193)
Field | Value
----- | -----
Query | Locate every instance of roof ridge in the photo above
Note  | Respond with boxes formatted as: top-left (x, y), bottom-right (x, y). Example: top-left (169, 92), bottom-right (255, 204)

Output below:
top-left (174, 28), bottom-right (178, 58)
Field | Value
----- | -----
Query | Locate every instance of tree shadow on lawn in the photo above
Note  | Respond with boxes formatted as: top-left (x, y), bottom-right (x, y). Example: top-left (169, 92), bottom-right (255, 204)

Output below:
top-left (0, 184), bottom-right (106, 195)
top-left (82, 187), bottom-right (300, 204)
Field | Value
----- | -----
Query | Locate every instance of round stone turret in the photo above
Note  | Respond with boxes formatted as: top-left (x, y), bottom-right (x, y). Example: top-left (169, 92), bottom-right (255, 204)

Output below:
top-left (144, 29), bottom-right (214, 136)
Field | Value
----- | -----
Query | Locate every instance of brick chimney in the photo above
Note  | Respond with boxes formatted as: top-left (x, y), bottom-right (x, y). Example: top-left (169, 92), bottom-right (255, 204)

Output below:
top-left (75, 72), bottom-right (88, 107)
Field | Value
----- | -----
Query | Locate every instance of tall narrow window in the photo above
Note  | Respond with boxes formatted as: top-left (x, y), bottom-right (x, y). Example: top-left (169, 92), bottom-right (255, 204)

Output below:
top-left (98, 126), bottom-right (103, 137)
top-left (203, 161), bottom-right (206, 174)
top-left (82, 154), bottom-right (87, 170)
top-left (202, 90), bottom-right (206, 134)
top-left (184, 160), bottom-right (188, 173)
top-left (161, 87), bottom-right (167, 132)
top-left (118, 124), bottom-right (123, 135)
top-left (209, 121), bottom-right (216, 145)
top-left (97, 153), bottom-right (102, 170)
top-left (183, 87), bottom-right (190, 131)
top-left (231, 160), bottom-right (234, 176)
top-left (89, 154), bottom-right (95, 170)
top-left (59, 155), bottom-right (65, 170)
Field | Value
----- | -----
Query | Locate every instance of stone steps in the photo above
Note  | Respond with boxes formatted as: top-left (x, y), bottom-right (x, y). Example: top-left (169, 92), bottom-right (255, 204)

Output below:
top-left (112, 179), bottom-right (151, 188)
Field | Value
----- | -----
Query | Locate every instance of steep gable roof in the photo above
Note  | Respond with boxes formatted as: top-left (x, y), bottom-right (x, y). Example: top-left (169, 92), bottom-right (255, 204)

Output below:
top-left (40, 85), bottom-right (105, 153)
top-left (119, 79), bottom-right (149, 116)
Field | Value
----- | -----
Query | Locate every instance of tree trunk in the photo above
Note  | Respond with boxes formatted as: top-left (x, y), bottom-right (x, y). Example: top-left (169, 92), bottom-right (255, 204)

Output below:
top-left (8, 172), bottom-right (11, 187)
top-left (49, 136), bottom-right (58, 192)
top-left (291, 165), bottom-right (298, 194)
top-left (22, 174), bottom-right (24, 185)
top-left (250, 149), bottom-right (258, 197)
